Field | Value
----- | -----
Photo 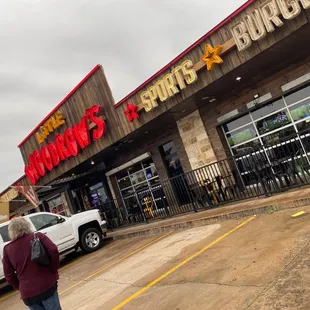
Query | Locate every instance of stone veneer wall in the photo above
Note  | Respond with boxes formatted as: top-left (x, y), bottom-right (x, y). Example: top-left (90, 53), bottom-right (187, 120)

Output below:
top-left (177, 110), bottom-right (217, 170)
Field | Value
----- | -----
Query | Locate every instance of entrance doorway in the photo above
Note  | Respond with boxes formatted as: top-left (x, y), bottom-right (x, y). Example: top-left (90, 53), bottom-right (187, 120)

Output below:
top-left (159, 141), bottom-right (191, 205)
top-left (115, 157), bottom-right (167, 219)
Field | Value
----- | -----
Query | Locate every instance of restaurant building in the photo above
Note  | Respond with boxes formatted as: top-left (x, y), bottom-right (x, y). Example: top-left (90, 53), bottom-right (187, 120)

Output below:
top-left (1, 0), bottom-right (310, 225)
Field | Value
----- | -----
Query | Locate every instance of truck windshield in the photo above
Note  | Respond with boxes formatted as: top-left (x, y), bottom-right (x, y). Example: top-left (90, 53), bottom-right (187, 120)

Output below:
top-left (0, 225), bottom-right (10, 243)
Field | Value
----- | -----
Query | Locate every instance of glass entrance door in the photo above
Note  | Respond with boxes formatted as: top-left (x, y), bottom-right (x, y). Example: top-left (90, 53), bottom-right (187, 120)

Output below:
top-left (115, 158), bottom-right (167, 219)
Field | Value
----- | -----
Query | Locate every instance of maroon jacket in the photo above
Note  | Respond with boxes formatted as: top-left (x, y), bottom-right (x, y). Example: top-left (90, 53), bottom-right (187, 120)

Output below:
top-left (2, 232), bottom-right (59, 300)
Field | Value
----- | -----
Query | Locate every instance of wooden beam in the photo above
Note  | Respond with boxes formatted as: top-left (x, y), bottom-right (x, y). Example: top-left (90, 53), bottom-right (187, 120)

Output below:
top-left (193, 38), bottom-right (236, 72)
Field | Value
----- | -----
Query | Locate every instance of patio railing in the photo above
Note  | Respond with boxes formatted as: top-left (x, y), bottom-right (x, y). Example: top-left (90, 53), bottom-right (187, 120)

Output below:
top-left (99, 128), bottom-right (310, 229)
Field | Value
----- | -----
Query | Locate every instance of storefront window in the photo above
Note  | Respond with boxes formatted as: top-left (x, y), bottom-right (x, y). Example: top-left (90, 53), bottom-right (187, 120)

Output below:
top-left (47, 195), bottom-right (67, 216)
top-left (226, 124), bottom-right (257, 147)
top-left (127, 163), bottom-right (144, 174)
top-left (261, 126), bottom-right (295, 146)
top-left (117, 171), bottom-right (132, 190)
top-left (285, 85), bottom-right (310, 105)
top-left (289, 99), bottom-right (310, 121)
top-left (251, 99), bottom-right (285, 120)
top-left (160, 141), bottom-right (184, 177)
top-left (115, 157), bottom-right (164, 211)
top-left (130, 170), bottom-right (146, 185)
top-left (222, 114), bottom-right (252, 133)
top-left (89, 182), bottom-right (108, 207)
top-left (134, 181), bottom-right (149, 192)
top-left (148, 177), bottom-right (161, 188)
top-left (256, 110), bottom-right (291, 135)
top-left (296, 119), bottom-right (310, 132)
top-left (222, 85), bottom-right (310, 186)
top-left (142, 158), bottom-right (154, 168)
top-left (145, 165), bottom-right (158, 179)
top-left (121, 187), bottom-right (135, 197)
top-left (231, 139), bottom-right (262, 155)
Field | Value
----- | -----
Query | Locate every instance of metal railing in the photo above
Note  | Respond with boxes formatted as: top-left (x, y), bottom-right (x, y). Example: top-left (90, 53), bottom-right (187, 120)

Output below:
top-left (100, 128), bottom-right (310, 229)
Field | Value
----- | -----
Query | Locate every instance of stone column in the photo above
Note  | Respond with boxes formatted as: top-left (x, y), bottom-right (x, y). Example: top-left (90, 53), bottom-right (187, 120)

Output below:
top-left (177, 110), bottom-right (217, 170)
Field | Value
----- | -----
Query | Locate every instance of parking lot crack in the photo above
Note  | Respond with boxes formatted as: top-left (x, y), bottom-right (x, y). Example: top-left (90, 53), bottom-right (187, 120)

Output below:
top-left (246, 238), bottom-right (310, 309)
top-left (162, 280), bottom-right (264, 289)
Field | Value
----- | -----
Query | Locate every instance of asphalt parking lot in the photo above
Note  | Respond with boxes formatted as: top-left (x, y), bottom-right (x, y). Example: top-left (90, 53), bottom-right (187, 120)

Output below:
top-left (1, 206), bottom-right (310, 310)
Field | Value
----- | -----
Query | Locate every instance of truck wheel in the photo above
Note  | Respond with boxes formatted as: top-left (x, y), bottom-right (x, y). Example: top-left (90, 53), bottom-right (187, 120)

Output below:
top-left (80, 228), bottom-right (103, 253)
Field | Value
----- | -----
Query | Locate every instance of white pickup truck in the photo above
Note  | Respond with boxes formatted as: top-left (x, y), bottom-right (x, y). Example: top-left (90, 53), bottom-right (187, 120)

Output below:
top-left (0, 210), bottom-right (107, 288)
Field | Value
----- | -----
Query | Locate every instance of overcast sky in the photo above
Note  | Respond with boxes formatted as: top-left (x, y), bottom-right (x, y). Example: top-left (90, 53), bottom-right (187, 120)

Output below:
top-left (0, 0), bottom-right (246, 190)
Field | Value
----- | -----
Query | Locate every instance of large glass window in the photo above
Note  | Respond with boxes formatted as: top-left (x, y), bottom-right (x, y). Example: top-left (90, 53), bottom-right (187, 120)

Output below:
top-left (130, 170), bottom-right (146, 185)
top-left (226, 124), bottom-right (257, 147)
top-left (89, 182), bottom-right (108, 207)
top-left (160, 141), bottom-right (184, 177)
top-left (222, 84), bottom-right (310, 185)
top-left (231, 139), bottom-right (262, 155)
top-left (296, 119), bottom-right (310, 132)
top-left (117, 171), bottom-right (132, 190)
top-left (47, 195), bottom-right (67, 216)
top-left (256, 110), bottom-right (291, 135)
top-left (251, 99), bottom-right (285, 120)
top-left (261, 126), bottom-right (296, 146)
top-left (285, 85), bottom-right (310, 105)
top-left (222, 114), bottom-right (252, 133)
top-left (289, 98), bottom-right (310, 121)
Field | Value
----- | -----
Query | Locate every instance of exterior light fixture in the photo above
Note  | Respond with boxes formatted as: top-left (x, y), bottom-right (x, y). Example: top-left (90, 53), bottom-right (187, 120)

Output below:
top-left (209, 98), bottom-right (216, 103)
top-left (201, 96), bottom-right (209, 101)
top-left (91, 160), bottom-right (95, 165)
top-left (236, 77), bottom-right (242, 81)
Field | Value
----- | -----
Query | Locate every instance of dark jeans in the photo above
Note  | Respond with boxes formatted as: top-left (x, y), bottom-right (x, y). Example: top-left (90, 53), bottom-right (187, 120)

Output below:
top-left (27, 291), bottom-right (62, 310)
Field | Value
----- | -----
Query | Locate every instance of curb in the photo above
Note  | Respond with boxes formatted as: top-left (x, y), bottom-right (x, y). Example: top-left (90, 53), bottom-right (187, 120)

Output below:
top-left (111, 197), bottom-right (310, 240)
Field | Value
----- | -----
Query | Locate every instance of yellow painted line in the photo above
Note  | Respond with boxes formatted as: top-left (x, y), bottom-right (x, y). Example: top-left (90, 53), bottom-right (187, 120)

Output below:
top-left (292, 211), bottom-right (306, 218)
top-left (59, 231), bottom-right (173, 296)
top-left (112, 216), bottom-right (255, 310)
top-left (0, 290), bottom-right (18, 302)
top-left (59, 241), bottom-right (118, 272)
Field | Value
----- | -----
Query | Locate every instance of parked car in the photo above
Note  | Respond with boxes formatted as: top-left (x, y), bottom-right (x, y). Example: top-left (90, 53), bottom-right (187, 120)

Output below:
top-left (0, 210), bottom-right (107, 288)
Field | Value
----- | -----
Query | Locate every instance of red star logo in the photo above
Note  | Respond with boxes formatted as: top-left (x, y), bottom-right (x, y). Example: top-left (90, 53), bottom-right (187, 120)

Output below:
top-left (124, 103), bottom-right (139, 122)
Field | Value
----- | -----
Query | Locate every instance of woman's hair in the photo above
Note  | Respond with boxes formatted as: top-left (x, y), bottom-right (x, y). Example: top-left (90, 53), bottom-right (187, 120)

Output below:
top-left (8, 217), bottom-right (32, 240)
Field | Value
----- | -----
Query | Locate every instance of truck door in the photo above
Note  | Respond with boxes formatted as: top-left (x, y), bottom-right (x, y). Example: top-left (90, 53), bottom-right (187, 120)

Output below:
top-left (28, 213), bottom-right (75, 253)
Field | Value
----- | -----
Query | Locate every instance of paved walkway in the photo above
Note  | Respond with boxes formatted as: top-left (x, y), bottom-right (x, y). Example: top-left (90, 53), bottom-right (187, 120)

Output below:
top-left (109, 186), bottom-right (310, 239)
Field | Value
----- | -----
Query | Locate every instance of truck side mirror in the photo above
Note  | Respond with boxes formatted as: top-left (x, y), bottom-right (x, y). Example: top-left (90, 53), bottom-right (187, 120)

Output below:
top-left (57, 216), bottom-right (65, 223)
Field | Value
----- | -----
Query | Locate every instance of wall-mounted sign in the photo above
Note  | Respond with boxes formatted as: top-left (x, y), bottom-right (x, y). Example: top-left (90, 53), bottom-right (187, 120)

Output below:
top-left (123, 51), bottom-right (227, 122)
top-left (125, 103), bottom-right (139, 122)
top-left (139, 60), bottom-right (198, 112)
top-left (200, 44), bottom-right (223, 71)
top-left (231, 0), bottom-right (310, 52)
top-left (35, 111), bottom-right (65, 144)
top-left (25, 105), bottom-right (106, 185)
top-left (0, 202), bottom-right (9, 224)
top-left (0, 188), bottom-right (18, 203)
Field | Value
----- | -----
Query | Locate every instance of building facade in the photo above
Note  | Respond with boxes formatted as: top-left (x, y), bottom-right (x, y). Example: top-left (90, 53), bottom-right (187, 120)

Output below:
top-left (1, 0), bottom-right (310, 225)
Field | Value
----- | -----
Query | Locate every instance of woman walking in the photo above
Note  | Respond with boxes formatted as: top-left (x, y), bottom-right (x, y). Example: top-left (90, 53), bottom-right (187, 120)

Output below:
top-left (2, 217), bottom-right (62, 310)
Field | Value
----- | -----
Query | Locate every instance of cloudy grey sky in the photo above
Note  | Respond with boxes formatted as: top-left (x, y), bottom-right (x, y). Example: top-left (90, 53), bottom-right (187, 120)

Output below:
top-left (0, 0), bottom-right (246, 190)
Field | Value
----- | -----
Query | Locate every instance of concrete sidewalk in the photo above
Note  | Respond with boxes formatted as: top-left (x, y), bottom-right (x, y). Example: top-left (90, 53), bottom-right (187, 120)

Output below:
top-left (109, 186), bottom-right (310, 240)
